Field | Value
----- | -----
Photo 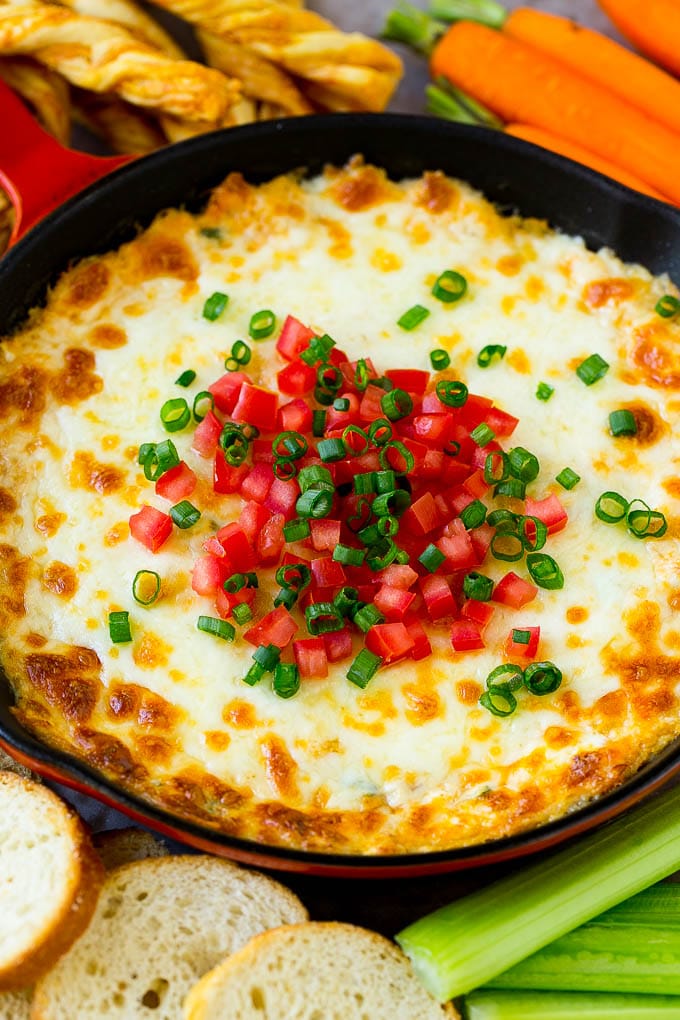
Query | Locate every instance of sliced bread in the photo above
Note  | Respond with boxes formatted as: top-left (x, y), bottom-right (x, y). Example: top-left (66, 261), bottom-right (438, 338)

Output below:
top-left (32, 855), bottom-right (308, 1020)
top-left (93, 827), bottom-right (169, 870)
top-left (183, 922), bottom-right (460, 1020)
top-left (0, 988), bottom-right (31, 1020)
top-left (0, 771), bottom-right (103, 991)
top-left (0, 748), bottom-right (36, 781)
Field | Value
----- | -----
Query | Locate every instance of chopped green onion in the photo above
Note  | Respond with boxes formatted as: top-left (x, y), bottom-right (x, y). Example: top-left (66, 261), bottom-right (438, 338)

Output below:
top-left (507, 446), bottom-right (540, 482)
top-left (486, 663), bottom-right (524, 691)
top-left (170, 500), bottom-right (201, 529)
top-left (273, 431), bottom-right (308, 461)
top-left (477, 344), bottom-right (507, 368)
top-left (296, 488), bottom-right (333, 519)
top-left (253, 643), bottom-right (280, 671)
top-left (192, 390), bottom-right (214, 423)
top-left (397, 304), bottom-right (430, 330)
top-left (627, 501), bottom-right (668, 539)
top-left (305, 602), bottom-right (344, 635)
top-left (378, 515), bottom-right (399, 537)
top-left (273, 662), bottom-right (300, 699)
top-left (436, 379), bottom-right (468, 408)
top-left (490, 532), bottom-right (524, 562)
top-left (354, 472), bottom-right (377, 496)
top-left (430, 348), bottom-right (451, 370)
top-left (197, 615), bottom-right (235, 642)
top-left (484, 451), bottom-right (510, 484)
top-left (132, 569), bottom-right (161, 606)
top-left (275, 563), bottom-right (311, 592)
top-left (494, 479), bottom-right (526, 500)
top-left (526, 552), bottom-right (564, 590)
top-left (609, 409), bottom-right (637, 437)
top-left (519, 516), bottom-right (547, 553)
top-left (199, 226), bottom-right (221, 239)
top-left (366, 539), bottom-right (400, 571)
top-left (160, 397), bottom-right (190, 433)
top-left (273, 457), bottom-right (296, 481)
top-left (283, 518), bottom-right (311, 543)
top-left (346, 648), bottom-right (382, 689)
top-left (512, 628), bottom-right (531, 645)
top-left (536, 381), bottom-right (554, 401)
top-left (368, 418), bottom-right (394, 445)
top-left (316, 362), bottom-right (342, 393)
top-left (298, 465), bottom-right (333, 492)
top-left (138, 442), bottom-right (155, 465)
top-left (223, 572), bottom-right (247, 594)
top-left (232, 603), bottom-right (252, 625)
top-left (300, 333), bottom-right (335, 366)
top-left (334, 586), bottom-right (360, 616)
top-left (479, 686), bottom-right (517, 717)
top-left (556, 467), bottom-right (580, 490)
top-left (470, 423), bottom-right (495, 447)
top-left (273, 587), bottom-right (297, 610)
top-left (225, 339), bottom-right (251, 371)
top-left (379, 441), bottom-right (415, 475)
top-left (358, 523), bottom-right (381, 547)
top-left (243, 662), bottom-right (265, 686)
top-left (248, 309), bottom-right (276, 340)
top-left (524, 660), bottom-right (563, 695)
top-left (141, 439), bottom-right (180, 481)
top-left (595, 491), bottom-right (629, 524)
top-left (419, 543), bottom-right (446, 572)
top-left (381, 388), bottom-right (413, 422)
top-left (342, 425), bottom-right (370, 456)
top-left (463, 572), bottom-right (493, 601)
top-left (373, 490), bottom-right (411, 518)
top-left (487, 509), bottom-right (519, 530)
top-left (108, 610), bottom-right (132, 644)
top-left (352, 603), bottom-right (384, 633)
top-left (175, 369), bottom-right (196, 387)
top-left (333, 396), bottom-right (350, 412)
top-left (576, 353), bottom-right (609, 386)
top-left (460, 499), bottom-right (487, 530)
top-left (432, 270), bottom-right (467, 303)
top-left (655, 294), bottom-right (680, 318)
top-left (202, 291), bottom-right (228, 321)
top-left (312, 410), bottom-right (327, 437)
top-left (354, 359), bottom-right (370, 391)
top-left (333, 544), bottom-right (366, 567)
top-left (317, 437), bottom-right (346, 462)
top-left (374, 469), bottom-right (397, 494)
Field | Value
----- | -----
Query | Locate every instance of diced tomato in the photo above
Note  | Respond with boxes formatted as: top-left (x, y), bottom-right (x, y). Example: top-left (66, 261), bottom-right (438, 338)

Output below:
top-left (505, 625), bottom-right (540, 658)
top-left (403, 614), bottom-right (432, 660)
top-left (441, 458), bottom-right (474, 486)
top-left (419, 449), bottom-right (446, 479)
top-left (339, 358), bottom-right (378, 392)
top-left (463, 468), bottom-right (490, 497)
top-left (265, 478), bottom-right (300, 520)
top-left (461, 599), bottom-right (495, 630)
top-left (309, 519), bottom-right (342, 552)
top-left (470, 442), bottom-right (501, 472)
top-left (420, 575), bottom-right (456, 621)
top-left (213, 451), bottom-right (248, 494)
top-left (216, 522), bottom-right (256, 571)
top-left (446, 489), bottom-right (476, 518)
top-left (192, 409), bottom-right (222, 458)
top-left (209, 371), bottom-right (251, 414)
top-left (365, 622), bottom-right (415, 664)
top-left (232, 382), bottom-right (278, 433)
top-left (191, 554), bottom-right (229, 596)
top-left (251, 439), bottom-right (275, 463)
top-left (293, 637), bottom-right (328, 679)
top-left (257, 513), bottom-right (285, 563)
top-left (525, 494), bottom-right (568, 535)
top-left (470, 522), bottom-right (494, 564)
top-left (310, 557), bottom-right (346, 589)
top-left (484, 406), bottom-right (520, 437)
top-left (277, 361), bottom-right (316, 397)
top-left (325, 392), bottom-right (360, 431)
top-left (457, 393), bottom-right (494, 428)
top-left (238, 501), bottom-right (271, 544)
top-left (277, 397), bottom-right (313, 433)
top-left (215, 583), bottom-right (255, 621)
top-left (450, 619), bottom-right (485, 651)
top-left (129, 505), bottom-right (172, 553)
top-left (276, 315), bottom-right (316, 361)
top-left (492, 571), bottom-right (538, 609)
top-left (155, 461), bottom-right (196, 502)
top-left (412, 413), bottom-right (452, 446)
top-left (402, 491), bottom-right (441, 537)
top-left (359, 384), bottom-right (386, 422)
top-left (240, 461), bottom-right (274, 504)
top-left (323, 627), bottom-right (353, 663)
top-left (378, 564), bottom-right (418, 589)
top-left (385, 368), bottom-right (430, 394)
top-left (244, 605), bottom-right (298, 649)
top-left (435, 519), bottom-right (477, 571)
top-left (374, 584), bottom-right (416, 620)
top-left (401, 438), bottom-right (429, 472)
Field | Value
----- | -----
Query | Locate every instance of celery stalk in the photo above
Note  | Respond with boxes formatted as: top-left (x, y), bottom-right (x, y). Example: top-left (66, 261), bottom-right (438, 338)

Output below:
top-left (396, 784), bottom-right (680, 1002)
top-left (429, 0), bottom-right (507, 29)
top-left (464, 990), bottom-right (680, 1019)
top-left (426, 78), bottom-right (503, 128)
top-left (486, 884), bottom-right (680, 994)
top-left (382, 3), bottom-right (445, 54)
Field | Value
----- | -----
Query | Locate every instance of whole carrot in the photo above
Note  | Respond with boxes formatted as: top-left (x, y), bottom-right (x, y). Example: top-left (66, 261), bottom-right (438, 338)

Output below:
top-left (598, 0), bottom-right (680, 77)
top-left (503, 7), bottom-right (680, 137)
top-left (430, 21), bottom-right (680, 204)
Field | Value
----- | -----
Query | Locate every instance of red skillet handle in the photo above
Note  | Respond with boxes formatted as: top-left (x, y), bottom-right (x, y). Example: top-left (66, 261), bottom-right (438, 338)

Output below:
top-left (0, 78), bottom-right (133, 245)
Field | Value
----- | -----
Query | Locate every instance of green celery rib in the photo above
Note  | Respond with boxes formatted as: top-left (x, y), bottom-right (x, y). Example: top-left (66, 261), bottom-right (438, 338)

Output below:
top-left (463, 990), bottom-right (680, 1019)
top-left (382, 3), bottom-right (445, 54)
top-left (396, 784), bottom-right (680, 1002)
top-left (429, 0), bottom-right (507, 28)
top-left (486, 884), bottom-right (680, 994)
top-left (426, 78), bottom-right (503, 128)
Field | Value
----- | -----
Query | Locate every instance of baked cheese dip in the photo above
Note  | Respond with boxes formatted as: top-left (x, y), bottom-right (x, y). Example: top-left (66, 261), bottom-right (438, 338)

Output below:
top-left (1, 159), bottom-right (679, 855)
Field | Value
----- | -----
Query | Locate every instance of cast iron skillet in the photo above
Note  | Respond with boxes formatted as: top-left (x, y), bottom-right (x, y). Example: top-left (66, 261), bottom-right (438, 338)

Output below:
top-left (2, 112), bottom-right (680, 878)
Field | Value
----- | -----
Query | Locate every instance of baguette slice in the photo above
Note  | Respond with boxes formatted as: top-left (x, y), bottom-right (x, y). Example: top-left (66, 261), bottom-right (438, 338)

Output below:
top-left (184, 922), bottom-right (460, 1020)
top-left (0, 988), bottom-right (31, 1020)
top-left (0, 771), bottom-right (103, 991)
top-left (32, 856), bottom-right (308, 1020)
top-left (92, 826), bottom-right (169, 870)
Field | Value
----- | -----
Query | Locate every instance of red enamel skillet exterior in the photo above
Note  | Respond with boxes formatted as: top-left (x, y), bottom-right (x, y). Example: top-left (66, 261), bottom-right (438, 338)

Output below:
top-left (2, 90), bottom-right (680, 877)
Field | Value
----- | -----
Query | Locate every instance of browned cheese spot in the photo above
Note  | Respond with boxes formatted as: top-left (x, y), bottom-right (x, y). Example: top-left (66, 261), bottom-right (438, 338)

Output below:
top-left (204, 172), bottom-right (254, 225)
top-left (0, 365), bottom-right (47, 425)
top-left (260, 734), bottom-right (299, 801)
top-left (35, 512), bottom-right (67, 538)
top-left (318, 217), bottom-right (354, 260)
top-left (456, 680), bottom-right (483, 705)
top-left (0, 487), bottom-right (17, 525)
top-left (566, 606), bottom-right (589, 624)
top-left (70, 451), bottom-right (124, 496)
top-left (135, 233), bottom-right (198, 283)
top-left (632, 320), bottom-right (680, 388)
top-left (205, 730), bottom-right (231, 752)
top-left (89, 323), bottom-right (127, 349)
top-left (583, 278), bottom-right (634, 308)
top-left (402, 684), bottom-right (442, 725)
top-left (330, 162), bottom-right (397, 212)
top-left (106, 680), bottom-right (181, 731)
top-left (621, 401), bottom-right (668, 446)
top-left (414, 171), bottom-right (458, 213)
top-left (135, 735), bottom-right (174, 765)
top-left (25, 633), bottom-right (47, 648)
top-left (65, 261), bottom-right (111, 309)
top-left (601, 600), bottom-right (679, 720)
top-left (567, 751), bottom-right (606, 789)
top-left (496, 254), bottom-right (523, 277)
top-left (42, 561), bottom-right (78, 599)
top-left (51, 348), bottom-right (102, 405)
top-left (24, 647), bottom-right (100, 722)
top-left (592, 689), bottom-right (629, 726)
top-left (544, 726), bottom-right (576, 750)
top-left (72, 727), bottom-right (137, 779)
top-left (132, 632), bottom-right (172, 670)
top-left (0, 543), bottom-right (29, 625)
top-left (223, 699), bottom-right (258, 730)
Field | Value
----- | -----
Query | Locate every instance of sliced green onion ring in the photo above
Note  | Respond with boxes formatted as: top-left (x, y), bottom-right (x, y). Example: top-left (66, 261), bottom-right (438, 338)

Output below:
top-left (368, 418), bottom-right (393, 446)
top-left (655, 294), bottom-right (680, 318)
top-left (202, 291), bottom-right (228, 321)
top-left (397, 304), bottom-right (430, 330)
top-left (519, 515), bottom-right (548, 552)
top-left (526, 552), bottom-right (564, 590)
top-left (175, 369), bottom-right (196, 387)
top-left (436, 379), bottom-right (468, 408)
top-left (627, 500), bottom-right (668, 539)
top-left (192, 390), bottom-right (214, 423)
top-left (595, 491), bottom-right (629, 524)
top-left (432, 270), bottom-right (467, 304)
top-left (248, 309), bottom-right (276, 340)
top-left (132, 569), bottom-right (161, 606)
top-left (197, 615), bottom-right (235, 641)
top-left (430, 349), bottom-right (451, 370)
top-left (486, 663), bottom-right (524, 692)
top-left (381, 388), bottom-right (413, 422)
top-left (609, 409), bottom-right (638, 437)
top-left (479, 686), bottom-right (517, 717)
top-left (524, 660), bottom-right (563, 695)
top-left (477, 344), bottom-right (507, 368)
top-left (108, 610), bottom-right (132, 644)
top-left (378, 440), bottom-right (414, 475)
top-left (160, 397), bottom-right (190, 433)
top-left (170, 500), bottom-right (201, 529)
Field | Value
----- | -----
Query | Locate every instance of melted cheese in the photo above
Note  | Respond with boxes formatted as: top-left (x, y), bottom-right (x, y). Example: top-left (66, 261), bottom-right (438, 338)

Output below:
top-left (0, 162), bottom-right (679, 854)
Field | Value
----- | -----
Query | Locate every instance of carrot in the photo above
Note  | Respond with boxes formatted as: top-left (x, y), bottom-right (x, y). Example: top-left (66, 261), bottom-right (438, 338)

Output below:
top-left (504, 7), bottom-right (680, 137)
top-left (506, 124), bottom-right (671, 203)
top-left (430, 21), bottom-right (680, 204)
top-left (597, 0), bottom-right (680, 77)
